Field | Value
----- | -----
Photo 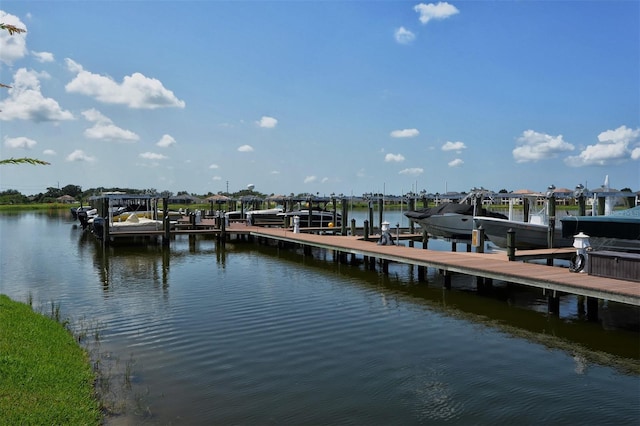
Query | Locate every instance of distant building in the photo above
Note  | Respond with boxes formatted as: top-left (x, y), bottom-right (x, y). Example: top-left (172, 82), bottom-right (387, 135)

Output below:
top-left (56, 195), bottom-right (76, 204)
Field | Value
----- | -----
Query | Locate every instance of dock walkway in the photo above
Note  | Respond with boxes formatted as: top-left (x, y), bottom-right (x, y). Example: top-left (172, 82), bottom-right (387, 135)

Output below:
top-left (102, 220), bottom-right (639, 307)
top-left (248, 226), bottom-right (639, 307)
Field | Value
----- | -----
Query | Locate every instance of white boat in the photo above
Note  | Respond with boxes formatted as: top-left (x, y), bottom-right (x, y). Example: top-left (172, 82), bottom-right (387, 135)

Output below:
top-left (225, 208), bottom-right (284, 226)
top-left (278, 209), bottom-right (341, 228)
top-left (110, 213), bottom-right (165, 233)
top-left (473, 215), bottom-right (573, 250)
top-left (473, 195), bottom-right (572, 249)
top-left (246, 208), bottom-right (284, 226)
top-left (404, 203), bottom-right (507, 240)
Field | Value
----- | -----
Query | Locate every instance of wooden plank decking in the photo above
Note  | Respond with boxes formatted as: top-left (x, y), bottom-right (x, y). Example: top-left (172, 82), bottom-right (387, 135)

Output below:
top-left (101, 220), bottom-right (639, 307)
top-left (248, 226), bottom-right (640, 307)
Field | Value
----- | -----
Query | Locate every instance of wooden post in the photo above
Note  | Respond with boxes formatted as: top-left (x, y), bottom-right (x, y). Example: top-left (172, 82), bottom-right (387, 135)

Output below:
top-left (507, 229), bottom-right (516, 261)
top-left (586, 297), bottom-right (599, 322)
top-left (102, 197), bottom-right (109, 245)
top-left (382, 259), bottom-right (389, 274)
top-left (548, 292), bottom-right (560, 315)
top-left (162, 197), bottom-right (170, 246)
top-left (422, 231), bottom-right (429, 249)
top-left (523, 197), bottom-right (530, 222)
top-left (363, 219), bottom-right (369, 241)
top-left (409, 197), bottom-right (415, 234)
top-left (475, 226), bottom-right (485, 254)
top-left (350, 218), bottom-right (356, 236)
top-left (443, 271), bottom-right (451, 289)
top-left (332, 196), bottom-right (337, 228)
top-left (578, 194), bottom-right (586, 216)
top-left (368, 202), bottom-right (374, 235)
top-left (547, 193), bottom-right (556, 249)
top-left (220, 213), bottom-right (227, 244)
top-left (418, 265), bottom-right (426, 282)
top-left (340, 198), bottom-right (348, 234)
top-left (451, 241), bottom-right (457, 252)
top-left (378, 197), bottom-right (383, 234)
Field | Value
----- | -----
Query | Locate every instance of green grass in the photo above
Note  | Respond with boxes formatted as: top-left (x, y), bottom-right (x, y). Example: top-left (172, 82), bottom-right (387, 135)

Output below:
top-left (0, 203), bottom-right (72, 211)
top-left (0, 295), bottom-right (101, 425)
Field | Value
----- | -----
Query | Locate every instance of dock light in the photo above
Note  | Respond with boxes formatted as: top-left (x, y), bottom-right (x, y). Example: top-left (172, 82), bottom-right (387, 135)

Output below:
top-left (570, 232), bottom-right (590, 273)
top-left (574, 184), bottom-right (585, 198)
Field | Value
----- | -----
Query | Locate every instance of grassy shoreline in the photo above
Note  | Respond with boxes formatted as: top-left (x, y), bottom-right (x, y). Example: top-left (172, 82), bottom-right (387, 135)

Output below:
top-left (0, 295), bottom-right (102, 424)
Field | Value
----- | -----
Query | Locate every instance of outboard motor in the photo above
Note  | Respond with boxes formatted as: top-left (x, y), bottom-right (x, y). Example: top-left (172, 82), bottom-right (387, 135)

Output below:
top-left (77, 210), bottom-right (90, 230)
top-left (92, 217), bottom-right (105, 239)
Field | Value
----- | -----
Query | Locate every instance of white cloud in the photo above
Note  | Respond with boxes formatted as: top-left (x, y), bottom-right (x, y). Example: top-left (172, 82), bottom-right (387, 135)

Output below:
top-left (385, 153), bottom-right (405, 162)
top-left (43, 149), bottom-right (56, 156)
top-left (4, 136), bottom-right (36, 149)
top-left (304, 175), bottom-right (317, 184)
top-left (238, 144), bottom-right (254, 152)
top-left (209, 163), bottom-right (219, 169)
top-left (448, 158), bottom-right (464, 167)
top-left (399, 167), bottom-right (424, 176)
top-left (0, 11), bottom-right (27, 65)
top-left (564, 125), bottom-right (640, 167)
top-left (513, 129), bottom-right (575, 163)
top-left (65, 58), bottom-right (186, 109)
top-left (156, 134), bottom-right (176, 147)
top-left (394, 27), bottom-right (416, 44)
top-left (81, 108), bottom-right (139, 142)
top-left (0, 68), bottom-right (74, 122)
top-left (257, 116), bottom-right (278, 128)
top-left (390, 128), bottom-right (420, 138)
top-left (31, 51), bottom-right (54, 63)
top-left (139, 152), bottom-right (168, 160)
top-left (66, 149), bottom-right (95, 162)
top-left (441, 141), bottom-right (466, 151)
top-left (212, 176), bottom-right (222, 181)
top-left (270, 170), bottom-right (280, 175)
top-left (414, 2), bottom-right (460, 25)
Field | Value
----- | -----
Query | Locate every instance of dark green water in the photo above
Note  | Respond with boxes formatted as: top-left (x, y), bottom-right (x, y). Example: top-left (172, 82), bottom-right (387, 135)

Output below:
top-left (1, 211), bottom-right (638, 424)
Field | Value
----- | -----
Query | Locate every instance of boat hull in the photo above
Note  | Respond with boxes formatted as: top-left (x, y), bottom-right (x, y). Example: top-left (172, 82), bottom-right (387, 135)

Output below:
top-left (410, 213), bottom-right (474, 239)
top-left (474, 217), bottom-right (573, 249)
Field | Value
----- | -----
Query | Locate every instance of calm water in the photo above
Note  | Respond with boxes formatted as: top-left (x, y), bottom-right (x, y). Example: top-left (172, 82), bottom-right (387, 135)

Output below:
top-left (1, 211), bottom-right (639, 425)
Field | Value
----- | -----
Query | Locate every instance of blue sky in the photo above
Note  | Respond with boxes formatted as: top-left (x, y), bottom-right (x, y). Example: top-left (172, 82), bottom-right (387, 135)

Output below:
top-left (1, 1), bottom-right (638, 197)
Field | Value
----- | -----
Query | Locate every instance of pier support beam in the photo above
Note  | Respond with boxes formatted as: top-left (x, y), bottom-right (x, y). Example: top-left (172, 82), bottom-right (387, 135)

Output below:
top-left (587, 297), bottom-right (599, 322)
top-left (418, 266), bottom-right (427, 283)
top-left (382, 259), bottom-right (389, 274)
top-left (547, 291), bottom-right (560, 315)
top-left (443, 271), bottom-right (451, 289)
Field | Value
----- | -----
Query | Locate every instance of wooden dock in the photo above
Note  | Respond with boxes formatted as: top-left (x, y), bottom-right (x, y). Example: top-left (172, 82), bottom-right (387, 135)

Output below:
top-left (101, 220), bottom-right (639, 308)
top-left (246, 226), bottom-right (639, 308)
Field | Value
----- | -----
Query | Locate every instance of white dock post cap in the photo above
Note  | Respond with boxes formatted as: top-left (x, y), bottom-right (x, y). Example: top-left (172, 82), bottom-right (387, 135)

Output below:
top-left (572, 232), bottom-right (591, 249)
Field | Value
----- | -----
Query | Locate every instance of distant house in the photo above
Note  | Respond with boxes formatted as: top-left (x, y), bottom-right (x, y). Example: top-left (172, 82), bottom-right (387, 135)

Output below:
top-left (56, 195), bottom-right (76, 204)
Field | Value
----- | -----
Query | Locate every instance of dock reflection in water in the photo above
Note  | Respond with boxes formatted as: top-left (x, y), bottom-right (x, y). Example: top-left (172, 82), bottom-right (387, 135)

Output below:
top-left (0, 212), bottom-right (638, 425)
